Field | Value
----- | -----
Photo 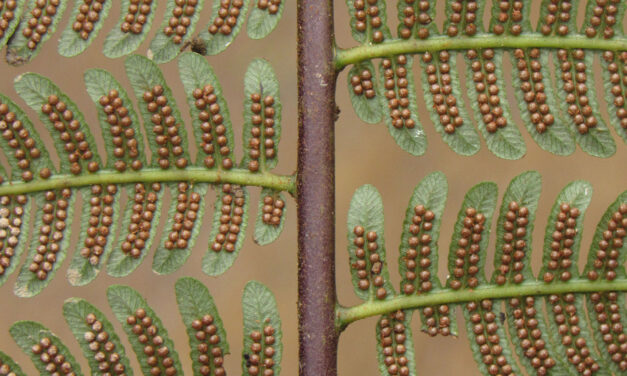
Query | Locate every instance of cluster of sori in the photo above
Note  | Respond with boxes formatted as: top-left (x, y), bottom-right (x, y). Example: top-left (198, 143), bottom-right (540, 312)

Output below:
top-left (492, 0), bottom-right (524, 35)
top-left (27, 189), bottom-right (71, 281)
top-left (98, 89), bottom-right (142, 172)
top-left (446, 0), bottom-right (478, 36)
top-left (513, 49), bottom-right (555, 134)
top-left (466, 300), bottom-right (517, 375)
top-left (510, 296), bottom-right (558, 374)
top-left (547, 293), bottom-right (600, 374)
top-left (422, 51), bottom-right (464, 135)
top-left (543, 203), bottom-right (580, 283)
top-left (121, 183), bottom-right (160, 259)
top-left (256, 0), bottom-right (281, 15)
top-left (349, 68), bottom-right (375, 100)
top-left (164, 182), bottom-right (200, 251)
top-left (126, 308), bottom-right (177, 376)
top-left (248, 93), bottom-right (276, 172)
top-left (588, 203), bottom-right (627, 281)
top-left (83, 312), bottom-right (127, 375)
top-left (163, 0), bottom-right (197, 45)
top-left (352, 0), bottom-right (384, 42)
top-left (0, 195), bottom-right (25, 276)
top-left (193, 85), bottom-right (233, 170)
top-left (378, 311), bottom-right (411, 376)
top-left (556, 49), bottom-right (598, 135)
top-left (449, 207), bottom-right (486, 290)
top-left (247, 325), bottom-right (277, 376)
top-left (22, 0), bottom-right (60, 50)
top-left (466, 49), bottom-right (507, 134)
top-left (142, 85), bottom-right (187, 169)
top-left (352, 226), bottom-right (388, 300)
top-left (381, 55), bottom-right (415, 130)
top-left (41, 95), bottom-right (99, 174)
top-left (584, 0), bottom-right (620, 38)
top-left (191, 314), bottom-right (226, 376)
top-left (589, 292), bottom-right (627, 370)
top-left (402, 205), bottom-right (435, 294)
top-left (0, 100), bottom-right (44, 181)
top-left (494, 201), bottom-right (530, 285)
top-left (210, 184), bottom-right (245, 253)
top-left (0, 0), bottom-right (17, 39)
top-left (0, 356), bottom-right (17, 376)
top-left (602, 51), bottom-right (627, 133)
top-left (540, 0), bottom-right (572, 35)
top-left (71, 0), bottom-right (106, 40)
top-left (208, 0), bottom-right (243, 36)
top-left (260, 195), bottom-right (284, 226)
top-left (121, 0), bottom-right (152, 34)
top-left (422, 304), bottom-right (452, 337)
top-left (30, 337), bottom-right (77, 375)
top-left (79, 184), bottom-right (116, 266)
top-left (398, 0), bottom-right (431, 39)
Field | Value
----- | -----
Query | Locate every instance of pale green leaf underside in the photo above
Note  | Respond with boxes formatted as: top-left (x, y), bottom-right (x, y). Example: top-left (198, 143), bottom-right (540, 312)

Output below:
top-left (103, 0), bottom-right (159, 58)
top-left (0, 350), bottom-right (25, 376)
top-left (199, 0), bottom-right (250, 55)
top-left (147, 0), bottom-right (204, 63)
top-left (375, 311), bottom-right (416, 376)
top-left (0, 0), bottom-right (25, 50)
top-left (253, 189), bottom-right (286, 246)
top-left (246, 0), bottom-right (284, 39)
top-left (347, 62), bottom-right (382, 124)
top-left (58, 0), bottom-right (113, 57)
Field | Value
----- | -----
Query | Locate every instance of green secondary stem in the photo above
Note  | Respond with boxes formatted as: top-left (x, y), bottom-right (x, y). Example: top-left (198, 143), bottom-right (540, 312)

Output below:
top-left (337, 278), bottom-right (627, 328)
top-left (335, 33), bottom-right (627, 70)
top-left (0, 167), bottom-right (296, 196)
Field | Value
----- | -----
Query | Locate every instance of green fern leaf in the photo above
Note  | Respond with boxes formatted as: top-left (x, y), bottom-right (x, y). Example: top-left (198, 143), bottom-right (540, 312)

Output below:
top-left (147, 0), bottom-right (204, 63)
top-left (199, 0), bottom-right (250, 55)
top-left (103, 0), bottom-right (159, 58)
top-left (0, 350), bottom-right (25, 376)
top-left (57, 0), bottom-right (113, 57)
top-left (0, 0), bottom-right (25, 51)
top-left (246, 0), bottom-right (284, 39)
top-left (375, 310), bottom-right (416, 376)
top-left (253, 188), bottom-right (286, 246)
top-left (347, 61), bottom-right (382, 124)
top-left (242, 280), bottom-right (282, 376)
top-left (0, 192), bottom-right (31, 288)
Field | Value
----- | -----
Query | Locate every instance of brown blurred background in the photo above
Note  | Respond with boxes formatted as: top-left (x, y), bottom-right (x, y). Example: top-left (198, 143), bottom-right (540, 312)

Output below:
top-left (0, 1), bottom-right (626, 375)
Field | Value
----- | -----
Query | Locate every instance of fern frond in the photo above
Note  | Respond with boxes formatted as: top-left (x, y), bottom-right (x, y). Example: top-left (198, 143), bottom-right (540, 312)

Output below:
top-left (0, 57), bottom-right (294, 296)
top-left (339, 0), bottom-right (627, 159)
top-left (338, 171), bottom-right (627, 375)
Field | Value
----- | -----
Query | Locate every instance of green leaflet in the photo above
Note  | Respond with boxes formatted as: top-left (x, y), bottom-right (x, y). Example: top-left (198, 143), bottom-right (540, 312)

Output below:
top-left (14, 189), bottom-right (77, 297)
top-left (398, 172), bottom-right (448, 294)
top-left (107, 183), bottom-right (164, 277)
top-left (462, 300), bottom-right (523, 376)
top-left (242, 59), bottom-right (282, 171)
top-left (510, 49), bottom-right (575, 156)
top-left (491, 171), bottom-right (542, 284)
top-left (83, 68), bottom-right (146, 169)
top-left (347, 184), bottom-right (395, 301)
top-left (62, 298), bottom-right (134, 376)
top-left (242, 280), bottom-right (282, 376)
top-left (537, 0), bottom-right (578, 36)
top-left (446, 182), bottom-right (498, 289)
top-left (6, 0), bottom-right (68, 64)
top-left (344, 0), bottom-right (391, 44)
top-left (103, 0), bottom-right (159, 58)
top-left (0, 350), bottom-right (25, 376)
top-left (10, 321), bottom-right (84, 376)
top-left (107, 285), bottom-right (183, 376)
top-left (552, 50), bottom-right (615, 158)
top-left (418, 53), bottom-right (480, 156)
top-left (153, 182), bottom-right (208, 275)
top-left (377, 55), bottom-right (427, 157)
top-left (178, 52), bottom-right (234, 168)
top-left (347, 61), bottom-right (382, 124)
top-left (464, 49), bottom-right (526, 160)
top-left (57, 0), bottom-right (113, 57)
top-left (147, 0), bottom-right (205, 63)
top-left (583, 190), bottom-right (627, 280)
top-left (14, 73), bottom-right (102, 174)
top-left (582, 0), bottom-right (626, 38)
top-left (601, 53), bottom-right (627, 145)
top-left (395, 0), bottom-right (437, 38)
top-left (0, 93), bottom-right (53, 180)
top-left (253, 188), bottom-right (286, 246)
top-left (199, 0), bottom-right (250, 55)
top-left (246, 0), bottom-right (284, 39)
top-left (0, 0), bottom-right (25, 51)
top-left (539, 180), bottom-right (593, 282)
top-left (488, 0), bottom-right (532, 34)
top-left (375, 310), bottom-right (416, 376)
top-left (66, 185), bottom-right (122, 286)
top-left (125, 54), bottom-right (190, 167)
top-left (175, 277), bottom-right (230, 376)
top-left (443, 0), bottom-right (486, 35)
top-left (0, 194), bottom-right (31, 288)
top-left (202, 185), bottom-right (249, 276)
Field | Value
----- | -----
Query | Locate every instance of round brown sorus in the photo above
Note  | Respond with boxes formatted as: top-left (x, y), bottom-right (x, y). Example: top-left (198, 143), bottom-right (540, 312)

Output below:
top-left (163, 0), bottom-right (197, 43)
top-left (0, 1), bottom-right (18, 38)
top-left (350, 68), bottom-right (376, 99)
top-left (72, 0), bottom-right (106, 39)
top-left (208, 0), bottom-right (242, 35)
top-left (121, 0), bottom-right (152, 34)
top-left (22, 0), bottom-right (60, 49)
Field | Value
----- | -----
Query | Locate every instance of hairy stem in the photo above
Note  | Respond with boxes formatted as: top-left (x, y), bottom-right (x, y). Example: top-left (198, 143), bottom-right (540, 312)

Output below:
top-left (0, 168), bottom-right (297, 195)
top-left (335, 34), bottom-right (627, 70)
top-left (337, 278), bottom-right (627, 328)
